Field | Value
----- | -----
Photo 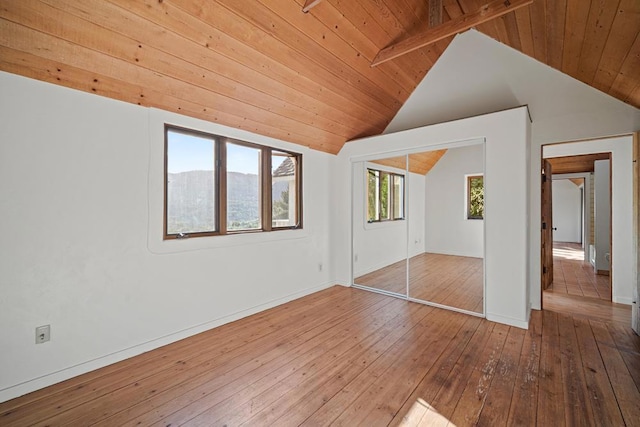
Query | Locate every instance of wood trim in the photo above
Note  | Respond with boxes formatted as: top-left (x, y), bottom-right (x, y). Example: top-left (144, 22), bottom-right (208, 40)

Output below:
top-left (372, 0), bottom-right (534, 66)
top-left (546, 152), bottom-right (611, 174)
top-left (541, 159), bottom-right (553, 293)
top-left (163, 125), bottom-right (170, 240)
top-left (609, 156), bottom-right (613, 300)
top-left (634, 132), bottom-right (639, 317)
top-left (296, 153), bottom-right (303, 229)
top-left (262, 148), bottom-right (272, 232)
top-left (218, 139), bottom-right (228, 234)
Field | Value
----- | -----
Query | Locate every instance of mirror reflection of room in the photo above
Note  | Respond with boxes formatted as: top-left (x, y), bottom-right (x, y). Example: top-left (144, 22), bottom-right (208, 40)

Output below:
top-left (352, 143), bottom-right (485, 314)
top-left (410, 144), bottom-right (485, 314)
top-left (352, 156), bottom-right (408, 296)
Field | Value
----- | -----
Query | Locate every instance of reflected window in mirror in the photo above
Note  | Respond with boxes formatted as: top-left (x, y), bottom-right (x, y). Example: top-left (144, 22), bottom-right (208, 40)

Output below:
top-left (367, 168), bottom-right (405, 222)
top-left (466, 174), bottom-right (484, 220)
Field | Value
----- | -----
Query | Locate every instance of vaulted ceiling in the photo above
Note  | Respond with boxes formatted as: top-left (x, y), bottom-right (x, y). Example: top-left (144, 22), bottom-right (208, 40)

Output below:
top-left (0, 0), bottom-right (638, 154)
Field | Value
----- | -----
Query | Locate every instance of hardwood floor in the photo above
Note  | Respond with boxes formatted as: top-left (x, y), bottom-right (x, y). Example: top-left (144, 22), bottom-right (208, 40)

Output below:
top-left (355, 257), bottom-right (407, 295)
top-left (549, 242), bottom-right (611, 300)
top-left (355, 253), bottom-right (483, 313)
top-left (1, 285), bottom-right (638, 426)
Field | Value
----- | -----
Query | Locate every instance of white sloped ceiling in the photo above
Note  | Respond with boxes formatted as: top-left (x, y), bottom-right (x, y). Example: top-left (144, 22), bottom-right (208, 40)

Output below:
top-left (385, 29), bottom-right (640, 145)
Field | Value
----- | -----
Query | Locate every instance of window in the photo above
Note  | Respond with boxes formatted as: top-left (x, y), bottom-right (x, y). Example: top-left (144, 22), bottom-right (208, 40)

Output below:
top-left (467, 175), bottom-right (484, 219)
top-left (367, 168), bottom-right (405, 222)
top-left (164, 125), bottom-right (302, 239)
top-left (272, 151), bottom-right (300, 228)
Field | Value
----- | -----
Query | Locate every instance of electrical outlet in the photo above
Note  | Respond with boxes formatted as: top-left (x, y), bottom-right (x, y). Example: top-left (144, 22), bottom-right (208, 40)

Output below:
top-left (354, 254), bottom-right (359, 262)
top-left (36, 325), bottom-right (50, 344)
top-left (318, 262), bottom-right (323, 272)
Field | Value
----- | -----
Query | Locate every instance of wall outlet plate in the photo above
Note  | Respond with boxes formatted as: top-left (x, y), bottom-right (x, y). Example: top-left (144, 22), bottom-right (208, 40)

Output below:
top-left (36, 325), bottom-right (50, 344)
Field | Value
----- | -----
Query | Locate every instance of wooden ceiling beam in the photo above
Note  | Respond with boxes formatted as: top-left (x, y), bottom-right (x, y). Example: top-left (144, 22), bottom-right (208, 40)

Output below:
top-left (372, 0), bottom-right (534, 66)
top-left (302, 0), bottom-right (323, 13)
top-left (429, 0), bottom-right (443, 28)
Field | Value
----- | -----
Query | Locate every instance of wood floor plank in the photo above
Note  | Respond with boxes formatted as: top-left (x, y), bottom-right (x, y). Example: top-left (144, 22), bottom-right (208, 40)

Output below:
top-left (3, 286), bottom-right (373, 427)
top-left (447, 322), bottom-right (510, 426)
top-left (606, 321), bottom-right (640, 390)
top-left (0, 286), bottom-right (349, 424)
top-left (573, 318), bottom-right (625, 426)
top-left (2, 285), bottom-right (637, 426)
top-left (268, 308), bottom-right (462, 426)
top-left (408, 319), bottom-right (495, 426)
top-left (550, 242), bottom-right (611, 301)
top-left (190, 303), bottom-right (434, 426)
top-left (93, 293), bottom-right (400, 426)
top-left (506, 309), bottom-right (543, 426)
top-left (173, 299), bottom-right (419, 426)
top-left (557, 312), bottom-right (595, 425)
top-left (476, 326), bottom-right (526, 426)
top-left (330, 310), bottom-right (467, 426)
top-left (71, 290), bottom-right (390, 426)
top-left (537, 310), bottom-right (566, 427)
top-left (589, 319), bottom-right (640, 426)
top-left (388, 315), bottom-right (483, 426)
top-left (545, 291), bottom-right (631, 326)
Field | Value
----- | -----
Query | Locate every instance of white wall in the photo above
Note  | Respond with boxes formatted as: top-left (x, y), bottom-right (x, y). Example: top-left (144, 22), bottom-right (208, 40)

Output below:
top-left (425, 144), bottom-right (484, 258)
top-left (594, 159), bottom-right (611, 272)
top-left (552, 179), bottom-right (582, 244)
top-left (0, 72), bottom-right (334, 402)
top-left (408, 173), bottom-right (427, 258)
top-left (544, 138), bottom-right (633, 304)
top-left (335, 106), bottom-right (531, 329)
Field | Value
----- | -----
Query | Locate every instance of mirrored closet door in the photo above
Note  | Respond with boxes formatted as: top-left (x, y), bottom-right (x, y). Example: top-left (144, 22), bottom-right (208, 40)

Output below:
top-left (351, 142), bottom-right (485, 316)
top-left (408, 145), bottom-right (485, 315)
top-left (352, 156), bottom-right (408, 297)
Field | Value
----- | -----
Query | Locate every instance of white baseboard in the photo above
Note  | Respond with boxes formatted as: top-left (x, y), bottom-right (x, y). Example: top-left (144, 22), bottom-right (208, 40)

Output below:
top-left (486, 312), bottom-right (529, 329)
top-left (613, 296), bottom-right (633, 305)
top-left (0, 281), bottom-right (335, 404)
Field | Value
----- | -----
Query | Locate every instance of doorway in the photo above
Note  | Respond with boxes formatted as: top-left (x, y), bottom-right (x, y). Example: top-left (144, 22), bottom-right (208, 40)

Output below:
top-left (541, 151), bottom-right (612, 308)
top-left (539, 135), bottom-right (637, 317)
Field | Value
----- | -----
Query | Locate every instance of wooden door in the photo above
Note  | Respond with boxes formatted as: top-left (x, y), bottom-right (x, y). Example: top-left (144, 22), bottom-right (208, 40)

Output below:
top-left (541, 160), bottom-right (553, 291)
top-left (633, 132), bottom-right (639, 334)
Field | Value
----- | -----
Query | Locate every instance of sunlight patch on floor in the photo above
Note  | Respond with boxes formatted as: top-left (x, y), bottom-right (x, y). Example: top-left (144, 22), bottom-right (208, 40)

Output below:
top-left (553, 246), bottom-right (584, 261)
top-left (399, 398), bottom-right (456, 427)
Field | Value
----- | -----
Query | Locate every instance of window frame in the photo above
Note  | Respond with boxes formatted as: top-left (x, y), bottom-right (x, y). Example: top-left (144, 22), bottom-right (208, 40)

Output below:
top-left (366, 167), bottom-right (405, 223)
top-left (163, 124), bottom-right (302, 240)
top-left (466, 174), bottom-right (484, 220)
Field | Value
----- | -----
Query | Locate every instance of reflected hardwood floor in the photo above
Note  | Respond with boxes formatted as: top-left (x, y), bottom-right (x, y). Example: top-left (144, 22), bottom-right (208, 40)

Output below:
top-left (355, 253), bottom-right (483, 313)
top-left (1, 286), bottom-right (638, 426)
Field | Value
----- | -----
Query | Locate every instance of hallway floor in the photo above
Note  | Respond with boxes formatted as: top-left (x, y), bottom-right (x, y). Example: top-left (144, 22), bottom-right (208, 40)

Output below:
top-left (548, 242), bottom-right (611, 300)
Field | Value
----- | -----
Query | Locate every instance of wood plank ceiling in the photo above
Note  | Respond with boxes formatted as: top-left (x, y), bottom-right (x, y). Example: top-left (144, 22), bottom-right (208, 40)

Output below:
top-left (371, 150), bottom-right (448, 175)
top-left (0, 0), bottom-right (639, 154)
